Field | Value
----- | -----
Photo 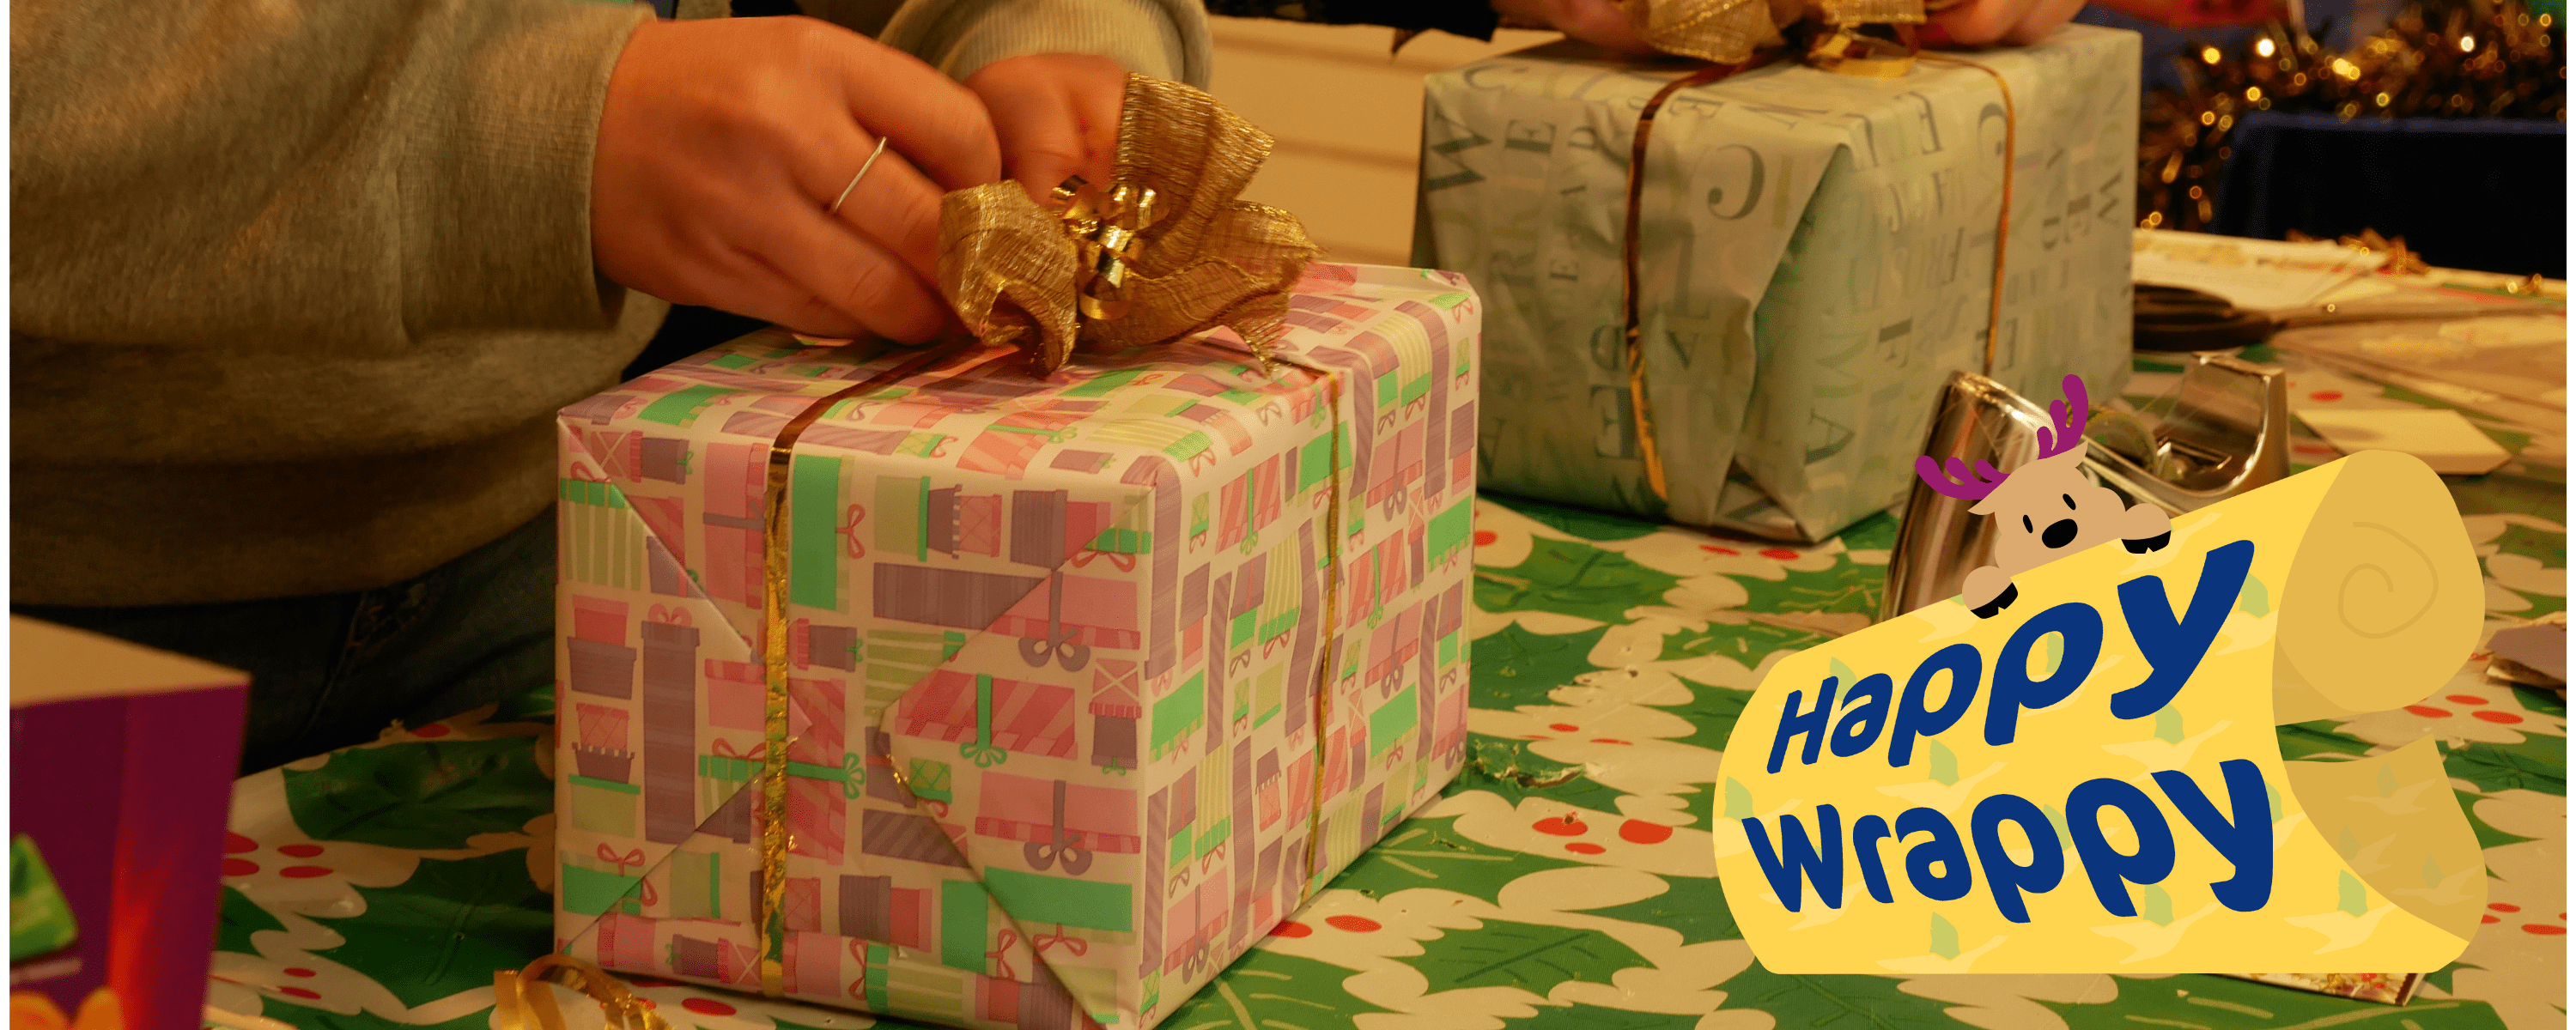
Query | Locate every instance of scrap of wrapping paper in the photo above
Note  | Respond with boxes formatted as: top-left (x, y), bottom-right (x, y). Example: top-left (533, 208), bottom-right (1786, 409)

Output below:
top-left (1617, 0), bottom-right (1969, 73)
top-left (937, 75), bottom-right (1321, 375)
top-left (1714, 451), bottom-right (2492, 972)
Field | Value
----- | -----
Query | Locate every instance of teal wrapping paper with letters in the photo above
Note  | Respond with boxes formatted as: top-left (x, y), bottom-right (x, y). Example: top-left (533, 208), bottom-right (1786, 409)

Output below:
top-left (1415, 27), bottom-right (2142, 541)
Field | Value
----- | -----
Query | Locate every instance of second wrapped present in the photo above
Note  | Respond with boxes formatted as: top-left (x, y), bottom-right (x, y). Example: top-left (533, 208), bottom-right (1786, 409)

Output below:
top-left (550, 263), bottom-right (1480, 1030)
top-left (1417, 26), bottom-right (2142, 542)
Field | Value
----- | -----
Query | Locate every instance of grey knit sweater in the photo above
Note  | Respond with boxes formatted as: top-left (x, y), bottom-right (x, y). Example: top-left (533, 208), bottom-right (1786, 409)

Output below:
top-left (10, 0), bottom-right (1211, 606)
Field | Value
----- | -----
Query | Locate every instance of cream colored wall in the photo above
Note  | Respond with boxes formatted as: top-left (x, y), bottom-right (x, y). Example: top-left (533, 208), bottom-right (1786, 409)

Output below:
top-left (1204, 17), bottom-right (1562, 266)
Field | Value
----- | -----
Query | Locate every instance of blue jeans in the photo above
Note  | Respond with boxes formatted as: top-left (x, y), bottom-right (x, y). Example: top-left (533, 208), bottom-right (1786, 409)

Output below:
top-left (15, 506), bottom-right (557, 774)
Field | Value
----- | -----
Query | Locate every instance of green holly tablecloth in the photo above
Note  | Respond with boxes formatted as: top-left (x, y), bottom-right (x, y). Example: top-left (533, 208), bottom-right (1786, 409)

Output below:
top-left (204, 347), bottom-right (2565, 1030)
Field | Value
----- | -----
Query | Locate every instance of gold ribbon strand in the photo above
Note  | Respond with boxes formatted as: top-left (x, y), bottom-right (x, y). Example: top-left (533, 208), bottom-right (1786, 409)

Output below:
top-left (1615, 0), bottom-right (2016, 505)
top-left (495, 956), bottom-right (673, 1030)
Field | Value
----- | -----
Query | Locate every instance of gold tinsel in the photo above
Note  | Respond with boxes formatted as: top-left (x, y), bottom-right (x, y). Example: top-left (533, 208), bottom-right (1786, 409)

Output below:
top-left (2136, 0), bottom-right (2565, 232)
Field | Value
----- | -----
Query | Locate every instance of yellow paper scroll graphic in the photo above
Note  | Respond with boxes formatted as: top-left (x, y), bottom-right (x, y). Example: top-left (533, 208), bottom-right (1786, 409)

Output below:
top-left (1713, 451), bottom-right (2485, 973)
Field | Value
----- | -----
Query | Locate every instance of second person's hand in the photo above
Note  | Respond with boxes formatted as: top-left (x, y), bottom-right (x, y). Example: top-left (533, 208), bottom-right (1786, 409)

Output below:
top-left (591, 16), bottom-right (1003, 342)
top-left (964, 53), bottom-right (1131, 205)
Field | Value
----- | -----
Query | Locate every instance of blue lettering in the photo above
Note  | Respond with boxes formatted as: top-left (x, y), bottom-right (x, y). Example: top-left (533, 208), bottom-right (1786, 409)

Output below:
top-left (2067, 778), bottom-right (2178, 917)
top-left (1897, 807), bottom-right (1973, 901)
top-left (1769, 676), bottom-right (1842, 773)
top-left (1985, 603), bottom-right (2105, 746)
top-left (1832, 674), bottom-right (1894, 758)
top-left (1852, 813), bottom-right (1897, 903)
top-left (2114, 540), bottom-right (2256, 719)
top-left (1743, 806), bottom-right (1845, 912)
top-left (1971, 793), bottom-right (2065, 923)
top-left (2153, 760), bottom-right (2274, 912)
top-left (1891, 645), bottom-right (1981, 767)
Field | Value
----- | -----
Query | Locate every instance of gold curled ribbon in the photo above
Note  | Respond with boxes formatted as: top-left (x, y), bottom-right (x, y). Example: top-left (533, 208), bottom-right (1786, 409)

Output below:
top-left (1617, 15), bottom-right (2015, 506)
top-left (495, 955), bottom-right (671, 1030)
top-left (938, 75), bottom-right (1325, 376)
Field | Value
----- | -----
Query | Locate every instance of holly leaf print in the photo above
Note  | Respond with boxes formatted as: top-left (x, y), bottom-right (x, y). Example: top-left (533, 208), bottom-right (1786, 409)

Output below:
top-left (1401, 919), bottom-right (1650, 997)
top-left (284, 736), bottom-right (552, 850)
top-left (308, 851), bottom-right (551, 1009)
top-left (1163, 949), bottom-right (1392, 1030)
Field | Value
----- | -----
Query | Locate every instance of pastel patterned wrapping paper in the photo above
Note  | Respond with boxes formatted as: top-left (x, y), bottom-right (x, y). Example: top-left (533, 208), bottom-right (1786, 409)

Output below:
top-left (550, 264), bottom-right (1481, 1030)
top-left (1416, 27), bottom-right (2140, 542)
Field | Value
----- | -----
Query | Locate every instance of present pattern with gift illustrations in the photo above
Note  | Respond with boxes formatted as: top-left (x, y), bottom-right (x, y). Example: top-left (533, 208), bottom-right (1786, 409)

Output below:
top-left (551, 264), bottom-right (1480, 1030)
top-left (1416, 26), bottom-right (2140, 543)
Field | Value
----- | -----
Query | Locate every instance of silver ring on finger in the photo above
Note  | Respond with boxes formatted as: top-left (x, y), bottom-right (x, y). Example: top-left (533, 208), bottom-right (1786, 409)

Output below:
top-left (829, 137), bottom-right (890, 216)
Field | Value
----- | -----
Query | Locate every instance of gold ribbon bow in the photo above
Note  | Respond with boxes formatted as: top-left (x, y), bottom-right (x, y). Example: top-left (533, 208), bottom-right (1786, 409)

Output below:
top-left (936, 75), bottom-right (1324, 376)
top-left (1625, 0), bottom-right (1971, 76)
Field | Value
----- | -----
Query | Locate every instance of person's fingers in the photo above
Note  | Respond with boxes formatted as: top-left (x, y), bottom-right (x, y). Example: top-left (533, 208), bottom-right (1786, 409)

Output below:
top-left (811, 21), bottom-right (1003, 190)
top-left (1928, 0), bottom-right (2040, 46)
top-left (2004, 0), bottom-right (2085, 44)
top-left (992, 83), bottom-right (1091, 203)
top-left (1551, 0), bottom-right (1658, 52)
top-left (804, 129), bottom-right (948, 287)
top-left (762, 209), bottom-right (951, 342)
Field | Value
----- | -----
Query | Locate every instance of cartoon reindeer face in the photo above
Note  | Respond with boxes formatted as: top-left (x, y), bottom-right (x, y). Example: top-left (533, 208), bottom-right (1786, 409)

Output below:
top-left (1915, 374), bottom-right (2172, 616)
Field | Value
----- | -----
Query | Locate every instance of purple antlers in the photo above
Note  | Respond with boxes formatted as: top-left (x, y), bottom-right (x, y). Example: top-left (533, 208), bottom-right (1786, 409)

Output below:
top-left (1912, 374), bottom-right (2092, 500)
top-left (2035, 374), bottom-right (2089, 459)
top-left (1916, 455), bottom-right (2009, 500)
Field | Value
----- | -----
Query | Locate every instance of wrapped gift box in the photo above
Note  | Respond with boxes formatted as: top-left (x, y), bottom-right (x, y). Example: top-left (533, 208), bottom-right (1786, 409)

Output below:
top-left (10, 618), bottom-right (248, 1030)
top-left (1417, 27), bottom-right (2140, 542)
top-left (551, 264), bottom-right (1481, 1030)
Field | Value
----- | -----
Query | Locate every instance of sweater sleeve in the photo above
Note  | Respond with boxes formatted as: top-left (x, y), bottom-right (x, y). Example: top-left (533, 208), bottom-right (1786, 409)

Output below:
top-left (1200, 0), bottom-right (1499, 40)
top-left (9, 0), bottom-right (653, 349)
top-left (874, 0), bottom-right (1212, 88)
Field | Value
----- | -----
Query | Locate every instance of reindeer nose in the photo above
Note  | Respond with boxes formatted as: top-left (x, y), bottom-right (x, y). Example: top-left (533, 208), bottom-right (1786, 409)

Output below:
top-left (2042, 519), bottom-right (2080, 548)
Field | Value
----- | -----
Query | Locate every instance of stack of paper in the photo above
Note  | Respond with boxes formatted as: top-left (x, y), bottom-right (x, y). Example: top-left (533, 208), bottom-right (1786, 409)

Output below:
top-left (2133, 229), bottom-right (2385, 311)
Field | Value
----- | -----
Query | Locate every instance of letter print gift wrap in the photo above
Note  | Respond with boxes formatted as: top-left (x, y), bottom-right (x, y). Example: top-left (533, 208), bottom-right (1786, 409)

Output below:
top-left (1714, 451), bottom-right (2492, 973)
top-left (1417, 26), bottom-right (2139, 542)
top-left (551, 263), bottom-right (1481, 1030)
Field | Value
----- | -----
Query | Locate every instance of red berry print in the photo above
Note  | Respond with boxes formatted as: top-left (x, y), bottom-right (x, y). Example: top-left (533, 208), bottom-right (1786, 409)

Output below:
top-left (682, 999), bottom-right (737, 1016)
top-left (276, 987), bottom-right (321, 1001)
top-left (1589, 738), bottom-right (1631, 745)
top-left (221, 858), bottom-right (259, 877)
top-left (1565, 843), bottom-right (1607, 855)
top-left (1324, 916), bottom-right (1381, 933)
top-left (1473, 530), bottom-right (1498, 547)
top-left (283, 968), bottom-right (315, 978)
top-left (2524, 924), bottom-right (2565, 935)
top-left (278, 844), bottom-right (325, 858)
top-left (1549, 724), bottom-right (1580, 732)
top-left (412, 724), bottom-right (452, 738)
top-left (1273, 922), bottom-right (1313, 938)
top-left (280, 866), bottom-right (333, 879)
top-left (2474, 711), bottom-right (2524, 724)
top-left (1701, 545), bottom-right (1739, 556)
top-left (2491, 903), bottom-right (2520, 912)
top-left (224, 833), bottom-right (258, 854)
top-left (1619, 820), bottom-right (1674, 845)
top-left (2405, 706), bottom-right (2451, 718)
top-left (1760, 549), bottom-right (1798, 560)
top-left (1533, 815), bottom-right (1589, 836)
top-left (2309, 391), bottom-right (2343, 402)
top-left (2448, 694), bottom-right (2488, 706)
top-left (2482, 915), bottom-right (2501, 924)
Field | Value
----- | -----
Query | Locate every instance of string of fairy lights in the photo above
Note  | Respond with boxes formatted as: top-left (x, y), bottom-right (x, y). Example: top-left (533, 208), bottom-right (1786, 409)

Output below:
top-left (2136, 0), bottom-right (2565, 231)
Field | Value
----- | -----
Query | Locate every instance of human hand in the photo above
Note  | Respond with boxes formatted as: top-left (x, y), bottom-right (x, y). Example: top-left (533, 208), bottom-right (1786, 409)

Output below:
top-left (1923, 0), bottom-right (2087, 46)
top-left (592, 16), bottom-right (1002, 342)
top-left (963, 54), bottom-right (1131, 204)
top-left (1492, 0), bottom-right (1658, 53)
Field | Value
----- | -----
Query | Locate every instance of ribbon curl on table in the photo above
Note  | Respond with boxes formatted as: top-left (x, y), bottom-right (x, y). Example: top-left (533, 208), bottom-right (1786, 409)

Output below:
top-left (1615, 0), bottom-right (2011, 506)
top-left (495, 955), bottom-right (670, 1030)
top-left (936, 75), bottom-right (1324, 376)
